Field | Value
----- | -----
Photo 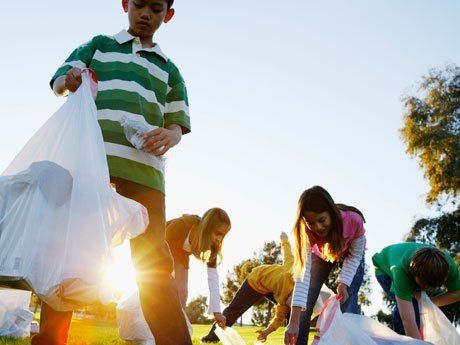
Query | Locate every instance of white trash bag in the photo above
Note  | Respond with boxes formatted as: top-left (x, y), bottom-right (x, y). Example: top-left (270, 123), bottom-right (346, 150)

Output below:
top-left (312, 295), bottom-right (430, 345)
top-left (0, 69), bottom-right (148, 311)
top-left (312, 284), bottom-right (334, 319)
top-left (215, 326), bottom-right (246, 345)
top-left (116, 289), bottom-right (193, 344)
top-left (419, 292), bottom-right (460, 345)
top-left (0, 289), bottom-right (33, 338)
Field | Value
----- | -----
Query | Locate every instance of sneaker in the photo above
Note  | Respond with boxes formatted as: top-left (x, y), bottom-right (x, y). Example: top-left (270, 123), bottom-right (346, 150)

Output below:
top-left (201, 334), bottom-right (220, 343)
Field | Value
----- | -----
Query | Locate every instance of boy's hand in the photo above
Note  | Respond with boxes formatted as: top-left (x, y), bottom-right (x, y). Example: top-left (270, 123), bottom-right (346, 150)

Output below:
top-left (337, 282), bottom-right (349, 303)
top-left (213, 312), bottom-right (226, 329)
top-left (65, 67), bottom-right (83, 92)
top-left (280, 231), bottom-right (288, 242)
top-left (143, 125), bottom-right (182, 156)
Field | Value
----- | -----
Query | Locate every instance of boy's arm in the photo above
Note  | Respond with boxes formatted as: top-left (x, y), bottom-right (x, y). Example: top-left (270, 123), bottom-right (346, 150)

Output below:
top-left (396, 296), bottom-right (423, 339)
top-left (164, 64), bottom-right (190, 134)
top-left (50, 36), bottom-right (101, 96)
top-left (430, 290), bottom-right (460, 307)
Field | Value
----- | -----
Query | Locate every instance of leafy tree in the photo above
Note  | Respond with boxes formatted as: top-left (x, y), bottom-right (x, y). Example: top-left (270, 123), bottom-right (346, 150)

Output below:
top-left (401, 64), bottom-right (460, 204)
top-left (185, 295), bottom-right (212, 324)
top-left (401, 64), bottom-right (460, 325)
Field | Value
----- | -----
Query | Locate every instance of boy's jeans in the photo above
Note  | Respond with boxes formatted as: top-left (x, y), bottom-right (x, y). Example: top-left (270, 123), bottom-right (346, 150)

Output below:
top-left (296, 254), bottom-right (365, 345)
top-left (31, 177), bottom-right (193, 345)
top-left (375, 273), bottom-right (420, 335)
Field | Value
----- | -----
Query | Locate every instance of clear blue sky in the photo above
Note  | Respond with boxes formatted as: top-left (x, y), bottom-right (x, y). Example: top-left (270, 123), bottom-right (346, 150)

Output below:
top-left (1, 0), bottom-right (459, 317)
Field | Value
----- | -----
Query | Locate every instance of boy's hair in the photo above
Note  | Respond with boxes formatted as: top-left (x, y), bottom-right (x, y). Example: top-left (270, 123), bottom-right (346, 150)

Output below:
top-left (292, 186), bottom-right (365, 275)
top-left (409, 247), bottom-right (449, 288)
top-left (191, 208), bottom-right (231, 266)
top-left (166, 0), bottom-right (174, 9)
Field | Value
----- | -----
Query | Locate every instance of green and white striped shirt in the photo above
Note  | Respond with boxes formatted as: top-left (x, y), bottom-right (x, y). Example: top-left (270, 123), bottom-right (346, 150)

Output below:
top-left (51, 30), bottom-right (191, 193)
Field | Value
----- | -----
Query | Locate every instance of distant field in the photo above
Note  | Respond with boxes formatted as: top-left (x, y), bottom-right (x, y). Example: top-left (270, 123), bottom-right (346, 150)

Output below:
top-left (0, 319), bottom-right (316, 344)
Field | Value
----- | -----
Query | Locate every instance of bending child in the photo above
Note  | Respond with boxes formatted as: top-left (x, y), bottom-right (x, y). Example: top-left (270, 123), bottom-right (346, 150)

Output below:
top-left (372, 242), bottom-right (460, 340)
top-left (285, 186), bottom-right (367, 345)
top-left (202, 231), bottom-right (294, 343)
top-left (166, 208), bottom-right (231, 329)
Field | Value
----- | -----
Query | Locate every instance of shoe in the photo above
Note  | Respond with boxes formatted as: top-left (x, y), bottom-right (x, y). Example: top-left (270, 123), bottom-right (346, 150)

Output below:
top-left (201, 334), bottom-right (220, 343)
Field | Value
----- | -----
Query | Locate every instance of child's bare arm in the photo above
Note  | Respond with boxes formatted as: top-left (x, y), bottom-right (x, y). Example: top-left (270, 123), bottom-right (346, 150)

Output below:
top-left (53, 67), bottom-right (82, 96)
top-left (430, 290), bottom-right (460, 307)
top-left (396, 297), bottom-right (422, 339)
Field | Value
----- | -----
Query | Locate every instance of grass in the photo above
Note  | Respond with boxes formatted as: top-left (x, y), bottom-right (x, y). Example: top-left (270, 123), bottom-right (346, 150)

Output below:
top-left (0, 320), bottom-right (316, 344)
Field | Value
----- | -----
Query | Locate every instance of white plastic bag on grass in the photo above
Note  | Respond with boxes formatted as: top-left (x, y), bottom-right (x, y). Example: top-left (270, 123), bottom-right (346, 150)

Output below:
top-left (419, 292), bottom-right (460, 345)
top-left (116, 289), bottom-right (193, 344)
top-left (0, 289), bottom-right (33, 338)
top-left (312, 295), bottom-right (430, 345)
top-left (215, 326), bottom-right (246, 345)
top-left (0, 70), bottom-right (148, 311)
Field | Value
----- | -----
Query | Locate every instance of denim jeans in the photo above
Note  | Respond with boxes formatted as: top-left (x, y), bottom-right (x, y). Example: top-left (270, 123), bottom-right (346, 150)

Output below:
top-left (202, 280), bottom-right (279, 342)
top-left (296, 254), bottom-right (365, 345)
top-left (375, 273), bottom-right (420, 335)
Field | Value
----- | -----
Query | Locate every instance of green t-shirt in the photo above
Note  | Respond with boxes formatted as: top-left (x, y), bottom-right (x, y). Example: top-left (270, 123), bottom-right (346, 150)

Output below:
top-left (372, 242), bottom-right (460, 301)
top-left (51, 30), bottom-right (191, 193)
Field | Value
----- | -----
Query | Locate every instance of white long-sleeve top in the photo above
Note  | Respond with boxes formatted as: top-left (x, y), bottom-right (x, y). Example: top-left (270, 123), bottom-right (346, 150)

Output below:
top-left (292, 235), bottom-right (366, 308)
top-left (183, 235), bottom-right (221, 314)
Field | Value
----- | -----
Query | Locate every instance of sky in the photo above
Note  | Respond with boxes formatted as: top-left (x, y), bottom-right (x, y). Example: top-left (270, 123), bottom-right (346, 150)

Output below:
top-left (0, 0), bottom-right (459, 320)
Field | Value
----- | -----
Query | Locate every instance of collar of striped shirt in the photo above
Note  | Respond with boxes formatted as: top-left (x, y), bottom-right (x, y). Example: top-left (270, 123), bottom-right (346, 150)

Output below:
top-left (113, 29), bottom-right (169, 62)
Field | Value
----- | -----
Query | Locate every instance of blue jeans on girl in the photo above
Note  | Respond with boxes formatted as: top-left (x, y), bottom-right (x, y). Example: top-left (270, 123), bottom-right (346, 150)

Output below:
top-left (296, 254), bottom-right (365, 345)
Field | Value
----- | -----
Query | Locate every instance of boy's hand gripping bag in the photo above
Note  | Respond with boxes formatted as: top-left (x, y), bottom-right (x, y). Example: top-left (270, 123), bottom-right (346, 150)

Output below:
top-left (312, 295), bottom-right (431, 345)
top-left (419, 291), bottom-right (460, 345)
top-left (0, 70), bottom-right (148, 311)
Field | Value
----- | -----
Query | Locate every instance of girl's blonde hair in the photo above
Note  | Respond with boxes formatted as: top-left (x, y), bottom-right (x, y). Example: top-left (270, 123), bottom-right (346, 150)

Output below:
top-left (191, 208), bottom-right (231, 266)
top-left (293, 186), bottom-right (365, 276)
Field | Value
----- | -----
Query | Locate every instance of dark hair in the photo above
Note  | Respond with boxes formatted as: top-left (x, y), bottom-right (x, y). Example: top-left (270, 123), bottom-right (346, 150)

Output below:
top-left (166, 0), bottom-right (174, 9)
top-left (409, 247), bottom-right (449, 288)
top-left (293, 186), bottom-right (365, 272)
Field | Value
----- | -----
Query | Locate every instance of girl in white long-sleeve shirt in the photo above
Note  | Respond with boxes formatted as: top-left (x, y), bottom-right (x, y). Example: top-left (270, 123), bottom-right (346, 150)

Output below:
top-left (166, 208), bottom-right (231, 328)
top-left (284, 186), bottom-right (366, 345)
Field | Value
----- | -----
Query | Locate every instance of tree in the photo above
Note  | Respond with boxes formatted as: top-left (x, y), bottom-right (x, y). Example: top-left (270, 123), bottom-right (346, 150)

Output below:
top-left (401, 64), bottom-right (460, 325)
top-left (185, 295), bottom-right (212, 324)
top-left (405, 209), bottom-right (459, 264)
top-left (401, 65), bottom-right (460, 204)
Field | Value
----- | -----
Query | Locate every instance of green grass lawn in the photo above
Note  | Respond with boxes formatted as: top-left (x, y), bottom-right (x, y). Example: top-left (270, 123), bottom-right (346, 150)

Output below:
top-left (0, 319), bottom-right (316, 344)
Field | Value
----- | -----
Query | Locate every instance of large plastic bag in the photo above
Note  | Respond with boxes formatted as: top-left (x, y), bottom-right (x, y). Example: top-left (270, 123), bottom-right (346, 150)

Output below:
top-left (312, 295), bottom-right (431, 345)
top-left (312, 285), bottom-right (334, 319)
top-left (0, 70), bottom-right (148, 311)
top-left (215, 326), bottom-right (246, 345)
top-left (116, 289), bottom-right (193, 344)
top-left (0, 289), bottom-right (33, 338)
top-left (419, 292), bottom-right (460, 345)
top-left (117, 291), bottom-right (155, 343)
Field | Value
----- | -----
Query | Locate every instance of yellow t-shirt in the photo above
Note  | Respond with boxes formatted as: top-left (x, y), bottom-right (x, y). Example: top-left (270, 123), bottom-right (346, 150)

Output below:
top-left (247, 240), bottom-right (294, 329)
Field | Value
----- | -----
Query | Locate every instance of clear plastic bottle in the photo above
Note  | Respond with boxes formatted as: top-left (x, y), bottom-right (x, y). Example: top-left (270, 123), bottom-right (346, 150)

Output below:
top-left (120, 116), bottom-right (151, 151)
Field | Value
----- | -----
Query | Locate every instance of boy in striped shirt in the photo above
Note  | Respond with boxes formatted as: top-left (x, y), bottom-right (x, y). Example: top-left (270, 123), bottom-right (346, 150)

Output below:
top-left (33, 1), bottom-right (192, 344)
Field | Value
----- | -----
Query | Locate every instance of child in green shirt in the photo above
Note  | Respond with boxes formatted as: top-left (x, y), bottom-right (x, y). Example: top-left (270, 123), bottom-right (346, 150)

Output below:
top-left (372, 242), bottom-right (460, 340)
